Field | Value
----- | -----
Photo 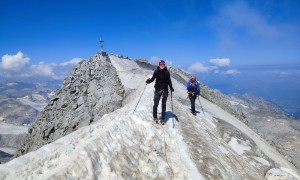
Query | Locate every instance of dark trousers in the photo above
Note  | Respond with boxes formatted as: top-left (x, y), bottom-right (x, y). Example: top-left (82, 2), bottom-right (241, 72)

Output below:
top-left (189, 94), bottom-right (197, 113)
top-left (153, 89), bottom-right (168, 119)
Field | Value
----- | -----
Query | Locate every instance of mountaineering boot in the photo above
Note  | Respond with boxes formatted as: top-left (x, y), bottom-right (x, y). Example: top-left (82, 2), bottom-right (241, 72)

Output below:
top-left (161, 118), bottom-right (166, 125)
top-left (191, 112), bottom-right (196, 116)
top-left (154, 118), bottom-right (159, 124)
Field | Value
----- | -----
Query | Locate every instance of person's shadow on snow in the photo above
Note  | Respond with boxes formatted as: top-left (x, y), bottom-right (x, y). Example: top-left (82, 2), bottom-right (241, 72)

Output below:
top-left (164, 111), bottom-right (179, 123)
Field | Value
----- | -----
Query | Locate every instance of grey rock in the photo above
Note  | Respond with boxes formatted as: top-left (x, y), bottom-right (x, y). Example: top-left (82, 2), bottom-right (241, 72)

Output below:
top-left (15, 53), bottom-right (125, 157)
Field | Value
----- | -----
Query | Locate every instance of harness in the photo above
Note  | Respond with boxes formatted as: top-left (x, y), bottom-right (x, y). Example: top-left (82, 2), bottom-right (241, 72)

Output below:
top-left (158, 89), bottom-right (166, 100)
top-left (158, 89), bottom-right (165, 94)
top-left (188, 81), bottom-right (198, 96)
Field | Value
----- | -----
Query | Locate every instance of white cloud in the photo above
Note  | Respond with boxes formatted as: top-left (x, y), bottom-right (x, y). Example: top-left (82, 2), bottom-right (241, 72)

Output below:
top-left (209, 58), bottom-right (230, 67)
top-left (149, 56), bottom-right (172, 66)
top-left (187, 58), bottom-right (240, 76)
top-left (166, 60), bottom-right (173, 66)
top-left (0, 52), bottom-right (82, 79)
top-left (30, 63), bottom-right (55, 77)
top-left (188, 62), bottom-right (214, 73)
top-left (60, 58), bottom-right (82, 66)
top-left (223, 69), bottom-right (240, 75)
top-left (150, 56), bottom-right (160, 65)
top-left (1, 51), bottom-right (30, 70)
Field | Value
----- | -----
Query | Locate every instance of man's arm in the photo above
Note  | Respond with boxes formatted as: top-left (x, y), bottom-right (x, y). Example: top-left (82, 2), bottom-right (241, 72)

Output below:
top-left (186, 82), bottom-right (191, 90)
top-left (146, 70), bottom-right (156, 84)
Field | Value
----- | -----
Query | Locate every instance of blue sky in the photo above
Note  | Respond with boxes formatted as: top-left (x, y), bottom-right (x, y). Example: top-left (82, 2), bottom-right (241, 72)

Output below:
top-left (0, 0), bottom-right (300, 77)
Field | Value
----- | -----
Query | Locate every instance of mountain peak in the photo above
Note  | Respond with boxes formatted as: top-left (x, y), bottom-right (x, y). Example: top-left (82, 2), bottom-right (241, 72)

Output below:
top-left (15, 53), bottom-right (124, 156)
top-left (1, 54), bottom-right (299, 179)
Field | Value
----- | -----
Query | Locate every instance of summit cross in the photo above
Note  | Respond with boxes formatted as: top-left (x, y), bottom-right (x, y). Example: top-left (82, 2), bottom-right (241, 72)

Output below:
top-left (99, 37), bottom-right (104, 51)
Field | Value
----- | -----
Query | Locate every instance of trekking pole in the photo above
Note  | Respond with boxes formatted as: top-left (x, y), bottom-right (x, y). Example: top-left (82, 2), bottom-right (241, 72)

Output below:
top-left (171, 91), bottom-right (174, 113)
top-left (197, 96), bottom-right (207, 119)
top-left (133, 84), bottom-right (147, 114)
top-left (171, 91), bottom-right (174, 128)
top-left (179, 96), bottom-right (189, 110)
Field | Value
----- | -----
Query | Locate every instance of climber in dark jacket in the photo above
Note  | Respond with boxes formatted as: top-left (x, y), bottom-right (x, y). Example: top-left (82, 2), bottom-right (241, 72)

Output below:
top-left (146, 60), bottom-right (174, 124)
top-left (186, 75), bottom-right (200, 115)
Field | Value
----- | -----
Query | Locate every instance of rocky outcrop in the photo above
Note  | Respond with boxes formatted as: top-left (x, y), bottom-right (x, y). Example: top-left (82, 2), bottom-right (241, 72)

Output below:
top-left (15, 53), bottom-right (125, 157)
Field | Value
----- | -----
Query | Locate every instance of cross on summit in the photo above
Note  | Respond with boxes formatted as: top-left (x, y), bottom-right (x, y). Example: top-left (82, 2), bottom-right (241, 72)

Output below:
top-left (98, 37), bottom-right (107, 56)
top-left (99, 37), bottom-right (104, 51)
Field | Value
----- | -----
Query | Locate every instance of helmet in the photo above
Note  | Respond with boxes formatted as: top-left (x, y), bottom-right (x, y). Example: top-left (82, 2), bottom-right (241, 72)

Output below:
top-left (159, 60), bottom-right (165, 65)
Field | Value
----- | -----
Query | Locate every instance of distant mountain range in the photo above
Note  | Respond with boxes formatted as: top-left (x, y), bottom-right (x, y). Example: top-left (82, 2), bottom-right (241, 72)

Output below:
top-left (0, 80), bottom-right (61, 163)
top-left (0, 80), bottom-right (61, 125)
top-left (200, 68), bottom-right (300, 120)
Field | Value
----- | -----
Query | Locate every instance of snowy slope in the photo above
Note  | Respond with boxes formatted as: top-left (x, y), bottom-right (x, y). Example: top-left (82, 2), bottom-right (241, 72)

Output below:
top-left (0, 55), bottom-right (299, 179)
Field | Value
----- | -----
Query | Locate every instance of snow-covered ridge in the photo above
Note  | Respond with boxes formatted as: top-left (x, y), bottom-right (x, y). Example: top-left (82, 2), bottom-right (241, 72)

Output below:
top-left (0, 54), bottom-right (299, 179)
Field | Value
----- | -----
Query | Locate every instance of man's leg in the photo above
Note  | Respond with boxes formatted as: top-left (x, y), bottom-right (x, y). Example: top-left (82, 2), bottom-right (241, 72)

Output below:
top-left (153, 91), bottom-right (161, 119)
top-left (161, 90), bottom-right (169, 119)
top-left (190, 95), bottom-right (196, 113)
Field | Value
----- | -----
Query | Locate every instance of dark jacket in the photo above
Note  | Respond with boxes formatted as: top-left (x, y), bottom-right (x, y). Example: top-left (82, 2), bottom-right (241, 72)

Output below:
top-left (186, 79), bottom-right (200, 95)
top-left (147, 66), bottom-right (173, 91)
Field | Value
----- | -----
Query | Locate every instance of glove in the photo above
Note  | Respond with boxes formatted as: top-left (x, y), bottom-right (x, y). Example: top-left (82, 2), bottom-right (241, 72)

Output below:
top-left (146, 78), bottom-right (150, 84)
top-left (170, 87), bottom-right (174, 92)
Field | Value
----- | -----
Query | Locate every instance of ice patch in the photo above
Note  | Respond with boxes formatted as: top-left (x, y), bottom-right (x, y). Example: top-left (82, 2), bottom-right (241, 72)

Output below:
top-left (229, 101), bottom-right (239, 106)
top-left (196, 109), bottom-right (216, 129)
top-left (250, 161), bottom-right (256, 166)
top-left (254, 157), bottom-right (270, 166)
top-left (218, 146), bottom-right (229, 155)
top-left (239, 104), bottom-right (248, 108)
top-left (228, 137), bottom-right (251, 155)
top-left (265, 168), bottom-right (295, 180)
